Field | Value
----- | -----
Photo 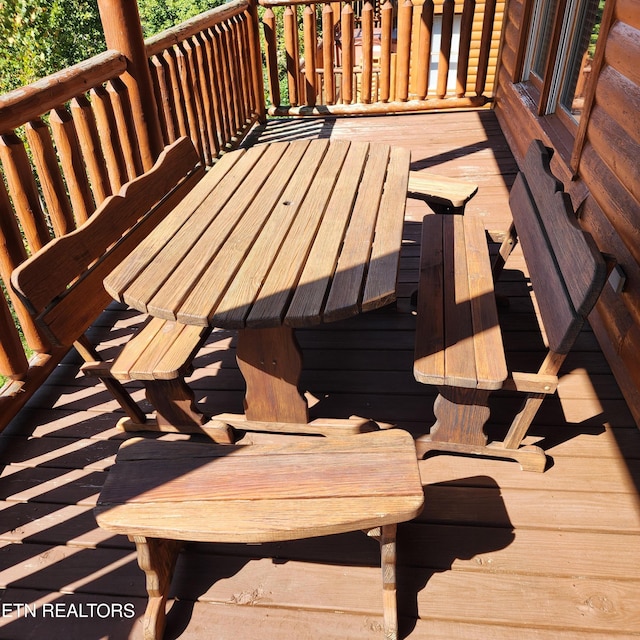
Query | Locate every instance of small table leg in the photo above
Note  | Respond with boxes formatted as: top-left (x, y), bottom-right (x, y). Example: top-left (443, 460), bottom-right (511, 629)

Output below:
top-left (144, 378), bottom-right (207, 430)
top-left (236, 326), bottom-right (309, 423)
top-left (130, 536), bottom-right (182, 640)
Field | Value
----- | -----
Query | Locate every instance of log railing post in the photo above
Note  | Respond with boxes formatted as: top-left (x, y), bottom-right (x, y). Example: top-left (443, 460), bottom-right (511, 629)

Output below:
top-left (97, 0), bottom-right (164, 168)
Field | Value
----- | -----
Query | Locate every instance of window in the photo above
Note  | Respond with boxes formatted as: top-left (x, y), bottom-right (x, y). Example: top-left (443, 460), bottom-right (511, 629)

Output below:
top-left (521, 0), bottom-right (605, 126)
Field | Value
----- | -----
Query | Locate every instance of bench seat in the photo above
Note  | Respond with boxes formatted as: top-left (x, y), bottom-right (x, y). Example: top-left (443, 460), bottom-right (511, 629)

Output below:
top-left (414, 214), bottom-right (507, 391)
top-left (413, 140), bottom-right (610, 472)
top-left (82, 317), bottom-right (210, 382)
top-left (95, 426), bottom-right (425, 640)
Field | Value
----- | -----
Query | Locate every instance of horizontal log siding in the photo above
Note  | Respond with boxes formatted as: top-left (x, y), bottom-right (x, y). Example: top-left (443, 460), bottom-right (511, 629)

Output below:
top-left (494, 0), bottom-right (640, 427)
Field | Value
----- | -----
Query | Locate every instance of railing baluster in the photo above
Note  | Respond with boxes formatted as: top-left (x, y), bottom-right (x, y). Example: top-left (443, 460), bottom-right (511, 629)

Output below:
top-left (211, 26), bottom-right (234, 146)
top-left (50, 108), bottom-right (95, 224)
top-left (187, 36), bottom-right (213, 164)
top-left (174, 42), bottom-right (205, 162)
top-left (90, 86), bottom-right (128, 192)
top-left (0, 178), bottom-right (49, 354)
top-left (71, 96), bottom-right (112, 204)
top-left (284, 5), bottom-right (301, 106)
top-left (322, 3), bottom-right (336, 104)
top-left (395, 0), bottom-right (413, 102)
top-left (341, 3), bottom-right (355, 104)
top-left (415, 0), bottom-right (434, 99)
top-left (221, 21), bottom-right (243, 135)
top-left (378, 0), bottom-right (393, 102)
top-left (0, 292), bottom-right (28, 379)
top-left (24, 119), bottom-right (75, 237)
top-left (231, 15), bottom-right (251, 125)
top-left (179, 40), bottom-right (207, 162)
top-left (437, 0), bottom-right (455, 99)
top-left (107, 78), bottom-right (144, 180)
top-left (263, 7), bottom-right (281, 108)
top-left (246, 1), bottom-right (267, 121)
top-left (192, 33), bottom-right (220, 159)
top-left (202, 28), bottom-right (227, 151)
top-left (475, 0), bottom-right (497, 97)
top-left (456, 0), bottom-right (475, 97)
top-left (303, 4), bottom-right (318, 106)
top-left (237, 15), bottom-right (256, 119)
top-left (0, 133), bottom-right (51, 252)
top-left (361, 1), bottom-right (374, 104)
top-left (150, 54), bottom-right (179, 144)
top-left (161, 48), bottom-right (189, 141)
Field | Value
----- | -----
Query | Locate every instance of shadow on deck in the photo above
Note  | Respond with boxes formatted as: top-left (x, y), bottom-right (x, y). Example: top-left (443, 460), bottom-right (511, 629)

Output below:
top-left (0, 111), bottom-right (639, 639)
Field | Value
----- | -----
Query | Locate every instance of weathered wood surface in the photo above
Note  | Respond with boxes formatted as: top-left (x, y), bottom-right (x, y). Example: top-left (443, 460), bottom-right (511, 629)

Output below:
top-left (95, 430), bottom-right (422, 639)
top-left (1, 112), bottom-right (638, 639)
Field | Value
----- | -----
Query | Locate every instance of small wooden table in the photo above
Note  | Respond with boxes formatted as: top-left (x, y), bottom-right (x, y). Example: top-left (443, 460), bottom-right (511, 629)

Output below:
top-left (105, 139), bottom-right (410, 426)
top-left (95, 428), bottom-right (424, 640)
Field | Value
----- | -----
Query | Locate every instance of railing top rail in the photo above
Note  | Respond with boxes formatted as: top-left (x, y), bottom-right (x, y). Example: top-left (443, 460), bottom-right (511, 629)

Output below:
top-left (145, 0), bottom-right (251, 57)
top-left (258, 0), bottom-right (363, 5)
top-left (0, 50), bottom-right (127, 134)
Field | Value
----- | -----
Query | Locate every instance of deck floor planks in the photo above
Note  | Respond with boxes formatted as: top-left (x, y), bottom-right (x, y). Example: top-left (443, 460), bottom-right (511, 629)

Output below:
top-left (1, 111), bottom-right (639, 639)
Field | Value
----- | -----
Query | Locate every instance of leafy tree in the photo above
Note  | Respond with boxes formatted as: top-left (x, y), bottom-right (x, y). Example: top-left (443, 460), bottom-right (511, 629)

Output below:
top-left (0, 0), bottom-right (225, 94)
top-left (137, 0), bottom-right (225, 37)
top-left (0, 0), bottom-right (105, 93)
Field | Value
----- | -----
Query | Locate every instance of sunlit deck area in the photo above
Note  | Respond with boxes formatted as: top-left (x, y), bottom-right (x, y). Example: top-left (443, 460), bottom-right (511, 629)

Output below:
top-left (1, 110), bottom-right (639, 640)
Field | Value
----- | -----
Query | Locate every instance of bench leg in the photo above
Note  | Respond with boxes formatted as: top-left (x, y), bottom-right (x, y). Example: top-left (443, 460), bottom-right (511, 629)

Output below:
top-left (236, 326), bottom-right (309, 423)
top-left (428, 386), bottom-right (491, 446)
top-left (416, 387), bottom-right (548, 471)
top-left (130, 536), bottom-right (182, 640)
top-left (368, 524), bottom-right (399, 640)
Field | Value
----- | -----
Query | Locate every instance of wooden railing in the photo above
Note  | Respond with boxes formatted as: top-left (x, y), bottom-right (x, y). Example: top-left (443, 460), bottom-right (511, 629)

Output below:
top-left (0, 1), bottom-right (263, 428)
top-left (260, 0), bottom-right (500, 115)
top-left (145, 0), bottom-right (265, 166)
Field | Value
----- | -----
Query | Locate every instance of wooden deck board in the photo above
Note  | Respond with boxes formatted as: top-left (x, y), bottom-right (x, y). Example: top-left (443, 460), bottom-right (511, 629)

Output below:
top-left (0, 111), bottom-right (639, 639)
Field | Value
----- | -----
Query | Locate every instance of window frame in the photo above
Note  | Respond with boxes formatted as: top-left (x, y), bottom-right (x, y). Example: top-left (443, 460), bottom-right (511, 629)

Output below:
top-left (514, 0), bottom-right (615, 170)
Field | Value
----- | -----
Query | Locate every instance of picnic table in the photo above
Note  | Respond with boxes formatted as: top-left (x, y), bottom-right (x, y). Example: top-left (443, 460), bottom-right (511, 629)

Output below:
top-left (104, 138), bottom-right (410, 426)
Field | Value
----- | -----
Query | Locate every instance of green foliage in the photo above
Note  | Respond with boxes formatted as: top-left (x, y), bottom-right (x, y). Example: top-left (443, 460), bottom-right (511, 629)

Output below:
top-left (588, 0), bottom-right (606, 58)
top-left (0, 0), bottom-right (105, 93)
top-left (137, 0), bottom-right (225, 37)
top-left (0, 0), bottom-right (226, 94)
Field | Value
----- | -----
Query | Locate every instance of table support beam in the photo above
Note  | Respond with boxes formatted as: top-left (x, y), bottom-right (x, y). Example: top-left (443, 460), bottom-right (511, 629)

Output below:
top-left (236, 326), bottom-right (309, 423)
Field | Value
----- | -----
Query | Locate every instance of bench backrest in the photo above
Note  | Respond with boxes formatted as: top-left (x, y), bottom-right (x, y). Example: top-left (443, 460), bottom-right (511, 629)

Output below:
top-left (509, 140), bottom-right (608, 354)
top-left (11, 137), bottom-right (203, 348)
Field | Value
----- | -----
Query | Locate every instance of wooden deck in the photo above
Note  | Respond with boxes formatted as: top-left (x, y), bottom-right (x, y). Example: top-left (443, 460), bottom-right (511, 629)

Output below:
top-left (1, 111), bottom-right (639, 639)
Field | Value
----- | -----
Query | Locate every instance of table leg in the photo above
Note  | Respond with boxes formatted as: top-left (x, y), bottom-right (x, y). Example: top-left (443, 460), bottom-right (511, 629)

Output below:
top-left (236, 326), bottom-right (309, 423)
top-left (424, 386), bottom-right (491, 446)
top-left (143, 377), bottom-right (218, 434)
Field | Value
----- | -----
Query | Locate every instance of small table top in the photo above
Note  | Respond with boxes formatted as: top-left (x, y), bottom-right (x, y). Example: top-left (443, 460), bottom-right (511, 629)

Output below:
top-left (105, 139), bottom-right (410, 330)
top-left (95, 429), bottom-right (425, 543)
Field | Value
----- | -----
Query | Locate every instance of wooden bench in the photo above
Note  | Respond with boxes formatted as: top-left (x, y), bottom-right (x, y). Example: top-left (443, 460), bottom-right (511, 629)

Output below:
top-left (94, 426), bottom-right (425, 640)
top-left (11, 137), bottom-right (231, 441)
top-left (413, 140), bottom-right (612, 471)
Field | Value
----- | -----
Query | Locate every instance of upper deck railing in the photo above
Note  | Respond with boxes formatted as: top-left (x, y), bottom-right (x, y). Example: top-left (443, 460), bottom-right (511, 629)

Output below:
top-left (260, 0), bottom-right (500, 115)
top-left (0, 0), bottom-right (500, 428)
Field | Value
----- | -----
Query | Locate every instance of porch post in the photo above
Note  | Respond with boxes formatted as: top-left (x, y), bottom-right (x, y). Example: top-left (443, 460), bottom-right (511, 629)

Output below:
top-left (97, 0), bottom-right (164, 168)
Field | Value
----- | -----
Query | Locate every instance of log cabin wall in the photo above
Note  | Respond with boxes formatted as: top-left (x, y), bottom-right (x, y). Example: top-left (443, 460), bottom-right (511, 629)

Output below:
top-left (494, 0), bottom-right (640, 427)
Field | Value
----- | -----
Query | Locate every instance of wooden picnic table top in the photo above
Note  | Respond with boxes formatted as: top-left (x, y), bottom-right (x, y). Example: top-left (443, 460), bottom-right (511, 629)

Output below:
top-left (105, 138), bottom-right (411, 330)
